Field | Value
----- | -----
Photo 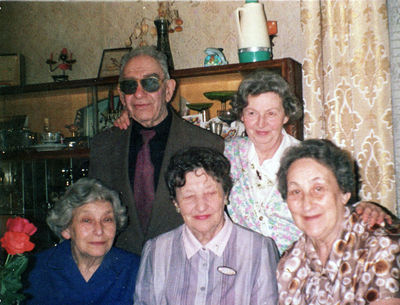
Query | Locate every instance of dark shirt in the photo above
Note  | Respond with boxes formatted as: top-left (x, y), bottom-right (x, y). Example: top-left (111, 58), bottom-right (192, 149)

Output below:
top-left (24, 240), bottom-right (140, 305)
top-left (129, 107), bottom-right (172, 191)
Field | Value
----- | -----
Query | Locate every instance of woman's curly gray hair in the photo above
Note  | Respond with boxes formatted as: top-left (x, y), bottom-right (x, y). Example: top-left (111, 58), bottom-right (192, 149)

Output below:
top-left (277, 139), bottom-right (355, 200)
top-left (47, 177), bottom-right (127, 238)
top-left (231, 69), bottom-right (302, 123)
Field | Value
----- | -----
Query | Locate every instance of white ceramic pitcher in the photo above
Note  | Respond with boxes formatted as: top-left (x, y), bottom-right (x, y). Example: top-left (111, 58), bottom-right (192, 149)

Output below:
top-left (235, 0), bottom-right (271, 62)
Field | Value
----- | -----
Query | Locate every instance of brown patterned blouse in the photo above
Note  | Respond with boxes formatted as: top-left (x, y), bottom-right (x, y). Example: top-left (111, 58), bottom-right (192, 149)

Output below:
top-left (277, 207), bottom-right (400, 305)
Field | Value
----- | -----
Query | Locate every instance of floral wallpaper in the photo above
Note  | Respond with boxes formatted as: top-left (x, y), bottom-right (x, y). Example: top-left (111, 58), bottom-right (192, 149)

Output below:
top-left (0, 1), bottom-right (302, 84)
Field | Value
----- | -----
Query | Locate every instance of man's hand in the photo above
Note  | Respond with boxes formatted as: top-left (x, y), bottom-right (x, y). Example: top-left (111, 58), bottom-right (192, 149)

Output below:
top-left (355, 201), bottom-right (393, 227)
top-left (114, 109), bottom-right (131, 130)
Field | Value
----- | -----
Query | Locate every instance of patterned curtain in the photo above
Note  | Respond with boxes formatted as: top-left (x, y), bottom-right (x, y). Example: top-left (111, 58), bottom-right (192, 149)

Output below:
top-left (300, 0), bottom-right (397, 215)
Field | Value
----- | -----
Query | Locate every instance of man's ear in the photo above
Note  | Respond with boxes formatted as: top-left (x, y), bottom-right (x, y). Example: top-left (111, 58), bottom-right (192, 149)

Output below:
top-left (165, 79), bottom-right (176, 103)
top-left (118, 87), bottom-right (127, 107)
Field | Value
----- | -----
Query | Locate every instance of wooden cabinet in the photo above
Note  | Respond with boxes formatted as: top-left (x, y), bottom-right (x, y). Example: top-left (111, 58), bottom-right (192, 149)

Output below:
top-left (0, 58), bottom-right (302, 250)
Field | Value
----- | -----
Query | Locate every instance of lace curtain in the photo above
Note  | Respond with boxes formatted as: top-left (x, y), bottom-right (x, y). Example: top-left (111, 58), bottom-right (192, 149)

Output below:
top-left (300, 0), bottom-right (397, 215)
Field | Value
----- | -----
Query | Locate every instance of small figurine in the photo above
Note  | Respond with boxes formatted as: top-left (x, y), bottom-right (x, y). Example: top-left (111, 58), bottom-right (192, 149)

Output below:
top-left (204, 48), bottom-right (228, 67)
top-left (46, 48), bottom-right (76, 82)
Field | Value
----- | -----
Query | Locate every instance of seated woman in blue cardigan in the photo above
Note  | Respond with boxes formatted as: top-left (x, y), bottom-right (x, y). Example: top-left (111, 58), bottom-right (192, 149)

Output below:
top-left (24, 178), bottom-right (140, 305)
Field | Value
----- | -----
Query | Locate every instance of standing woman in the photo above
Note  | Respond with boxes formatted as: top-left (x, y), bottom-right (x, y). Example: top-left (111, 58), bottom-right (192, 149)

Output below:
top-left (225, 70), bottom-right (303, 253)
top-left (24, 178), bottom-right (140, 305)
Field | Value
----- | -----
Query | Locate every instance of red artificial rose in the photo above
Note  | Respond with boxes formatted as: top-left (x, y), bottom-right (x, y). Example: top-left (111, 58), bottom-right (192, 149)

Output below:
top-left (0, 231), bottom-right (35, 255)
top-left (6, 217), bottom-right (37, 236)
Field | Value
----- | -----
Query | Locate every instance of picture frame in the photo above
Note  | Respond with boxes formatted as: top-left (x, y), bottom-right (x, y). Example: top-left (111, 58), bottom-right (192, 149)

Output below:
top-left (0, 53), bottom-right (24, 86)
top-left (97, 47), bottom-right (131, 78)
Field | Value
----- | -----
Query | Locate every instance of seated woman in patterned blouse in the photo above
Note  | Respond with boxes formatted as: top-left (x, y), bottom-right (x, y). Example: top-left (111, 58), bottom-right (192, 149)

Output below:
top-left (134, 147), bottom-right (280, 305)
top-left (276, 139), bottom-right (399, 305)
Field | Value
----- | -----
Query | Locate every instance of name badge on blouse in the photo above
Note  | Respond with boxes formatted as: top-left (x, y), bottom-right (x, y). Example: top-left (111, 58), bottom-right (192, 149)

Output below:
top-left (217, 266), bottom-right (237, 276)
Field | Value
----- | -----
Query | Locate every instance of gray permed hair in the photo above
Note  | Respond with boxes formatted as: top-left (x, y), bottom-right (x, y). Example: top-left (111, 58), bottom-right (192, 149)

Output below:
top-left (47, 177), bottom-right (127, 238)
top-left (277, 139), bottom-right (355, 200)
top-left (231, 69), bottom-right (302, 123)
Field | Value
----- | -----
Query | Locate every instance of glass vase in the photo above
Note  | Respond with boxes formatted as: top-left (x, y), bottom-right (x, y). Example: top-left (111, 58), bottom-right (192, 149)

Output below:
top-left (154, 19), bottom-right (174, 71)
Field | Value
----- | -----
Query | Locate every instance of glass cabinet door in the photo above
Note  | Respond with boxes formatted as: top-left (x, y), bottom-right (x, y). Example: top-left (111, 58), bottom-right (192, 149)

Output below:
top-left (0, 156), bottom-right (89, 252)
top-left (0, 160), bottom-right (24, 216)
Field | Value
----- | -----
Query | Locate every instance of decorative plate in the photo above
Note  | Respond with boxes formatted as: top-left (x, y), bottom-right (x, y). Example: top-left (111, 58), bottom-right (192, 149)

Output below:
top-left (186, 103), bottom-right (214, 112)
top-left (203, 91), bottom-right (236, 102)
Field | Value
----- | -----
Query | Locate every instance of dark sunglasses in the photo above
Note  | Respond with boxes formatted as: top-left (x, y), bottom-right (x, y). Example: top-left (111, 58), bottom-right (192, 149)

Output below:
top-left (119, 77), bottom-right (163, 95)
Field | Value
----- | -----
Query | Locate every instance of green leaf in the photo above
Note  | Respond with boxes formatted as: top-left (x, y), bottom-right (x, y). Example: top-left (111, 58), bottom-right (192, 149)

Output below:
top-left (4, 255), bottom-right (28, 275)
top-left (0, 255), bottom-right (28, 305)
top-left (0, 290), bottom-right (26, 305)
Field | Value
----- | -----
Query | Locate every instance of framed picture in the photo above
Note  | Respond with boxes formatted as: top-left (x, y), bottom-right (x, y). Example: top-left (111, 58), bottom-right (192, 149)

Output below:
top-left (97, 47), bottom-right (131, 78)
top-left (0, 54), bottom-right (24, 86)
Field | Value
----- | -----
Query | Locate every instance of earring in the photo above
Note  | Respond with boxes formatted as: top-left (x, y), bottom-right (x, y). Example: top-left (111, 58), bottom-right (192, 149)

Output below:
top-left (174, 203), bottom-right (181, 213)
top-left (224, 199), bottom-right (228, 206)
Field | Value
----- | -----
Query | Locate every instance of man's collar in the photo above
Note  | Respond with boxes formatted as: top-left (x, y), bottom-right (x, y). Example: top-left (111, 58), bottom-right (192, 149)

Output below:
top-left (132, 106), bottom-right (172, 136)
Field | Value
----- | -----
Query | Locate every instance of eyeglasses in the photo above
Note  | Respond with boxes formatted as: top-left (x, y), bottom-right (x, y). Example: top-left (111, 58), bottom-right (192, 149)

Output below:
top-left (119, 76), bottom-right (163, 95)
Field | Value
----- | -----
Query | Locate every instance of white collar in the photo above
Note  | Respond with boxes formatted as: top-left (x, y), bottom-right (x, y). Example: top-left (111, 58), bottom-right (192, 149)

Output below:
top-left (249, 129), bottom-right (290, 168)
top-left (182, 213), bottom-right (233, 259)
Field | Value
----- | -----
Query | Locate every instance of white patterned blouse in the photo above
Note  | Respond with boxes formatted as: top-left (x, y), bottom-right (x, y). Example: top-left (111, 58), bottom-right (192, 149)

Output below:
top-left (225, 130), bottom-right (302, 254)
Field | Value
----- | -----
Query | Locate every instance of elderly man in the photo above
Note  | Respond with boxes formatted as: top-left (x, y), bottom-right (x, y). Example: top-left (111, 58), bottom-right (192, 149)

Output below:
top-left (89, 46), bottom-right (224, 255)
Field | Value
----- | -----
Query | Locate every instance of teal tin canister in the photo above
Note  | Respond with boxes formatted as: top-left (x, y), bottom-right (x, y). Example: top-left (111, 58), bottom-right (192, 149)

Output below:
top-left (238, 47), bottom-right (271, 63)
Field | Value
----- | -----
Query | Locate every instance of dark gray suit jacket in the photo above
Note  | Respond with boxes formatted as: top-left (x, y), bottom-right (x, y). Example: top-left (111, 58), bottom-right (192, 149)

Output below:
top-left (89, 108), bottom-right (224, 255)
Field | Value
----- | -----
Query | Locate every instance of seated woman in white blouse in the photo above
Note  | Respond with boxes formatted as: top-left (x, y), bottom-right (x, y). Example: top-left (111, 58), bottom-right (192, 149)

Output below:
top-left (134, 147), bottom-right (280, 305)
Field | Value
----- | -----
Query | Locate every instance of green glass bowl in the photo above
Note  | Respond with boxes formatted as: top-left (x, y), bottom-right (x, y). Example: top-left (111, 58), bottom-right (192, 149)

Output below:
top-left (186, 103), bottom-right (214, 112)
top-left (203, 91), bottom-right (236, 103)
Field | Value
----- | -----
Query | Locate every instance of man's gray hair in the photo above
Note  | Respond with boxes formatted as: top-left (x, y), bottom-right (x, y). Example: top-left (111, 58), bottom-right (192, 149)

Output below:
top-left (119, 46), bottom-right (170, 82)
